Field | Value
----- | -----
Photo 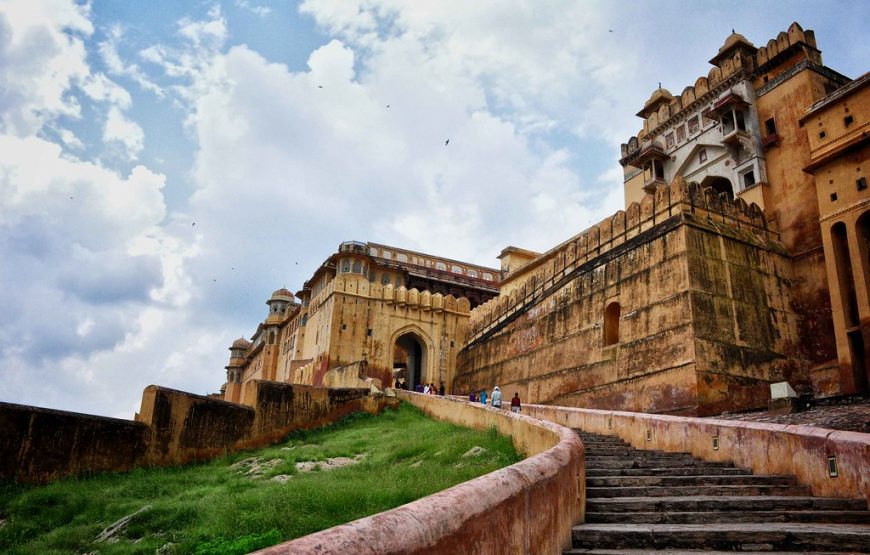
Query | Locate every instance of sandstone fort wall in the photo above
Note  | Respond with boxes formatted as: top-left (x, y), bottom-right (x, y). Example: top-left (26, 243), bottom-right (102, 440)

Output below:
top-left (0, 383), bottom-right (383, 484)
top-left (457, 181), bottom-right (807, 415)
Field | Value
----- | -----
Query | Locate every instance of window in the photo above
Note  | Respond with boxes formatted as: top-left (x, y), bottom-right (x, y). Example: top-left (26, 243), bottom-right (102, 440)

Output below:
top-left (367, 328), bottom-right (372, 336)
top-left (765, 118), bottom-right (777, 136)
top-left (451, 265), bottom-right (463, 273)
top-left (676, 124), bottom-right (686, 142)
top-left (743, 170), bottom-right (756, 188)
top-left (435, 262), bottom-right (447, 271)
top-left (858, 177), bottom-right (867, 191)
top-left (687, 116), bottom-right (699, 135)
top-left (381, 274), bottom-right (390, 285)
top-left (831, 193), bottom-right (838, 202)
top-left (665, 132), bottom-right (675, 148)
top-left (845, 115), bottom-right (854, 127)
top-left (698, 149), bottom-right (707, 163)
top-left (819, 131), bottom-right (827, 139)
top-left (604, 302), bottom-right (620, 346)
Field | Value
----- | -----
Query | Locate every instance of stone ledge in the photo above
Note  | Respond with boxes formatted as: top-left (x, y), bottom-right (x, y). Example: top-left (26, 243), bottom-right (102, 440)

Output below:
top-left (524, 404), bottom-right (870, 510)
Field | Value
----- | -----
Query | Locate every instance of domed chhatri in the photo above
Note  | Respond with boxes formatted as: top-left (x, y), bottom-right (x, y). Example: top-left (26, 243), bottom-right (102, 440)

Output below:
top-left (709, 29), bottom-right (758, 66)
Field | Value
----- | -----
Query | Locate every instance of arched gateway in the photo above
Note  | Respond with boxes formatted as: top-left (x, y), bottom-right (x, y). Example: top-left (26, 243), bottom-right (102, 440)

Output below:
top-left (391, 327), bottom-right (431, 391)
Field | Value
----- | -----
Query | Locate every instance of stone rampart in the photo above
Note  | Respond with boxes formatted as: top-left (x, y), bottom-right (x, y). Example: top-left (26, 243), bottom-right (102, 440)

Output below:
top-left (0, 382), bottom-right (381, 484)
top-left (525, 404), bottom-right (869, 509)
top-left (256, 391), bottom-right (584, 555)
top-left (0, 401), bottom-right (151, 484)
top-left (458, 178), bottom-right (802, 416)
top-left (469, 179), bottom-right (773, 345)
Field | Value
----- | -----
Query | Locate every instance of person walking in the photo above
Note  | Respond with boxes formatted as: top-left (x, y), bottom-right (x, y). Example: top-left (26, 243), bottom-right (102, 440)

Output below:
top-left (511, 392), bottom-right (521, 413)
top-left (491, 385), bottom-right (503, 409)
top-left (469, 391), bottom-right (476, 402)
top-left (439, 381), bottom-right (446, 396)
top-left (423, 383), bottom-right (430, 394)
top-left (479, 389), bottom-right (487, 405)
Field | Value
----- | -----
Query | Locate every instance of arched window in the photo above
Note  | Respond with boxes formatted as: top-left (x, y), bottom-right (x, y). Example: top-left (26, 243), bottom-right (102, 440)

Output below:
top-left (396, 253), bottom-right (408, 263)
top-left (604, 302), bottom-right (621, 346)
top-left (451, 265), bottom-right (463, 274)
top-left (435, 262), bottom-right (447, 271)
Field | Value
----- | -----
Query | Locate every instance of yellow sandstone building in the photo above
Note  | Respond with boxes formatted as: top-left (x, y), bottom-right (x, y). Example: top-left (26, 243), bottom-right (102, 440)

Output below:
top-left (223, 22), bottom-right (868, 416)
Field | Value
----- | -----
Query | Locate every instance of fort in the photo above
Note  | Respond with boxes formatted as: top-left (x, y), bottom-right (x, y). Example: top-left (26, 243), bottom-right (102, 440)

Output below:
top-left (221, 22), bottom-right (870, 416)
top-left (1, 20), bottom-right (868, 555)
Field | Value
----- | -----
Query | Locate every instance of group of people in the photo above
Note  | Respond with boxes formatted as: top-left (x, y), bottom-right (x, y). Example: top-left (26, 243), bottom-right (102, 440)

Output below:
top-left (412, 382), bottom-right (445, 396)
top-left (398, 379), bottom-right (521, 412)
top-left (469, 386), bottom-right (522, 413)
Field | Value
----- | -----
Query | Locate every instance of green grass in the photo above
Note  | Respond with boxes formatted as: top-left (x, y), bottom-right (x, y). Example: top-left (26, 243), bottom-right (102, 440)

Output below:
top-left (0, 402), bottom-right (522, 554)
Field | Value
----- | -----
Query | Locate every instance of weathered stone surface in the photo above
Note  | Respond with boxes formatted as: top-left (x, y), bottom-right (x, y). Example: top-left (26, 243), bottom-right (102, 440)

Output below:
top-left (456, 212), bottom-right (804, 416)
top-left (295, 454), bottom-right (365, 473)
top-left (95, 505), bottom-right (151, 543)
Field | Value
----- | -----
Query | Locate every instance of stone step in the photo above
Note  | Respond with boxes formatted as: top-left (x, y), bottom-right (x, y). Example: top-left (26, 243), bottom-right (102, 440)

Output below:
top-left (587, 484), bottom-right (812, 498)
top-left (565, 549), bottom-right (846, 555)
top-left (586, 458), bottom-right (734, 469)
top-left (587, 466), bottom-right (752, 477)
top-left (585, 451), bottom-right (695, 460)
top-left (587, 474), bottom-right (796, 488)
top-left (585, 495), bottom-right (869, 513)
top-left (586, 510), bottom-right (870, 524)
top-left (570, 523), bottom-right (870, 552)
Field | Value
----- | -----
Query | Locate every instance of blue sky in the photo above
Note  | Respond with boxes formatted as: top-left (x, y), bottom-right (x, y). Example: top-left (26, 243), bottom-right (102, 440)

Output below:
top-left (0, 0), bottom-right (867, 417)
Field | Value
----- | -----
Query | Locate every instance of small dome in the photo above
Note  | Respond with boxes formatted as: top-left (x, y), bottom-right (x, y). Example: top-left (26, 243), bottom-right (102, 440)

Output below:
top-left (709, 30), bottom-right (758, 66)
top-left (644, 87), bottom-right (673, 109)
top-left (718, 32), bottom-right (755, 55)
top-left (268, 288), bottom-right (295, 303)
top-left (231, 337), bottom-right (251, 349)
top-left (636, 86), bottom-right (674, 118)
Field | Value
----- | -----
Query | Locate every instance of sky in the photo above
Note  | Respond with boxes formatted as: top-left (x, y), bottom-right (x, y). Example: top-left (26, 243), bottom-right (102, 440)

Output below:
top-left (0, 0), bottom-right (867, 419)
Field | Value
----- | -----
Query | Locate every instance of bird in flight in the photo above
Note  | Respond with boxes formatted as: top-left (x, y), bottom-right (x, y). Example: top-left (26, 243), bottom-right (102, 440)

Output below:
top-left (445, 139), bottom-right (450, 146)
top-left (386, 104), bottom-right (390, 108)
top-left (318, 85), bottom-right (323, 88)
top-left (192, 222), bottom-right (196, 226)
top-left (608, 29), bottom-right (613, 33)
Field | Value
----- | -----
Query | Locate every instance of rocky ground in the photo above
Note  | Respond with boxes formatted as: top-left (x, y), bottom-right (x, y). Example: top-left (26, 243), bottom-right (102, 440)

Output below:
top-left (715, 397), bottom-right (870, 433)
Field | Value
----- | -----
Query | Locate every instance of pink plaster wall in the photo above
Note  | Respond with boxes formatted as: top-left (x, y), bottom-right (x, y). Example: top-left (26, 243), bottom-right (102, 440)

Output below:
top-left (524, 404), bottom-right (870, 509)
top-left (255, 392), bottom-right (584, 555)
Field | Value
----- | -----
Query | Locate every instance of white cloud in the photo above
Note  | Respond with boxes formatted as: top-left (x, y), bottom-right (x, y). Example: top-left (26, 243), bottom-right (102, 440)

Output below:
top-left (236, 0), bottom-right (271, 17)
top-left (0, 0), bottom-right (93, 135)
top-left (97, 25), bottom-right (166, 97)
top-left (103, 105), bottom-right (145, 159)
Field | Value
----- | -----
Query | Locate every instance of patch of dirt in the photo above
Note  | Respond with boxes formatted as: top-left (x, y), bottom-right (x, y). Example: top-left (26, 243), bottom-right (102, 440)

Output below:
top-left (295, 454), bottom-right (366, 473)
top-left (95, 505), bottom-right (151, 543)
top-left (462, 446), bottom-right (487, 458)
top-left (409, 460), bottom-right (423, 468)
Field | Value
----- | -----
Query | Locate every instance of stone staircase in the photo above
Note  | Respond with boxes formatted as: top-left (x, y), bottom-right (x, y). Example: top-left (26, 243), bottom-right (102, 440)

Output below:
top-left (566, 430), bottom-right (870, 553)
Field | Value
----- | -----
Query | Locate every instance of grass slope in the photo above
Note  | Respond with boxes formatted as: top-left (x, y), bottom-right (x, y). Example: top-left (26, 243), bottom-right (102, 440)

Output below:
top-left (0, 402), bottom-right (521, 554)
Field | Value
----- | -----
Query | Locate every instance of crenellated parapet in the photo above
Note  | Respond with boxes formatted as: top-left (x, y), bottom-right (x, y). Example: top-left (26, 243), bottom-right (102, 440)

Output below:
top-left (620, 22), bottom-right (818, 166)
top-left (467, 177), bottom-right (774, 343)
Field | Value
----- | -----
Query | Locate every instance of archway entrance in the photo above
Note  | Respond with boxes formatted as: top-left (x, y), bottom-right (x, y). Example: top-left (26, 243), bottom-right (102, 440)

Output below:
top-left (394, 333), bottom-right (427, 391)
top-left (700, 175), bottom-right (734, 200)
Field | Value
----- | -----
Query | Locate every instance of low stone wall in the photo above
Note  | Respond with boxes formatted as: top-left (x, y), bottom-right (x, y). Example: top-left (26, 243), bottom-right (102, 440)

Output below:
top-left (1, 382), bottom-right (380, 484)
top-left (257, 391), bottom-right (584, 555)
top-left (0, 402), bottom-right (151, 484)
top-left (524, 404), bottom-right (870, 509)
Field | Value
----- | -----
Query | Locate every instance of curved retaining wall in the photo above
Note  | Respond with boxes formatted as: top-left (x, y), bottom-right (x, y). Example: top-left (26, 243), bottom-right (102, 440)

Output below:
top-left (256, 392), bottom-right (584, 555)
top-left (524, 404), bottom-right (870, 508)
